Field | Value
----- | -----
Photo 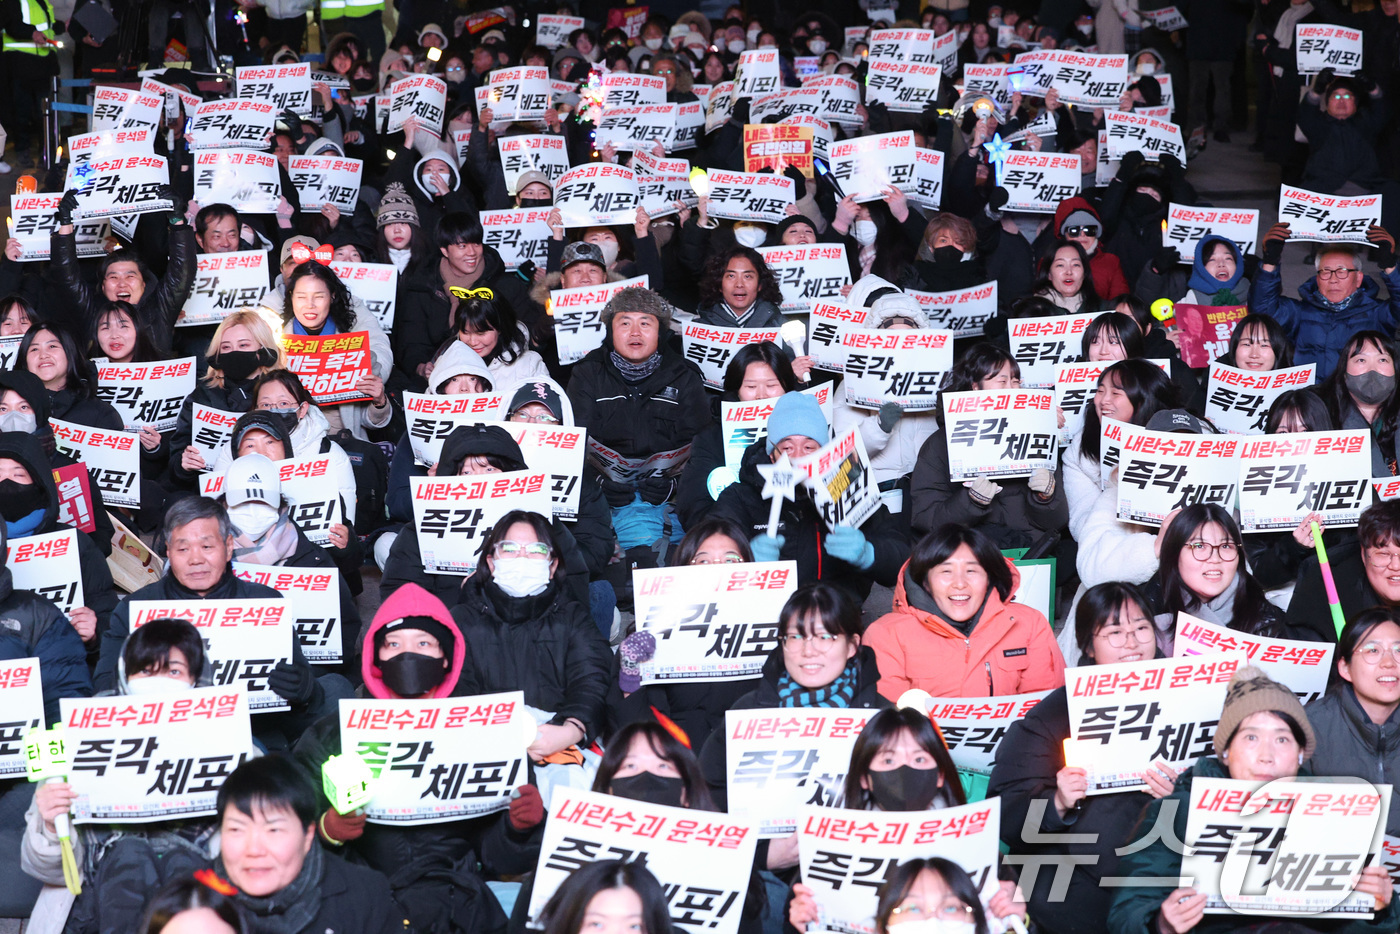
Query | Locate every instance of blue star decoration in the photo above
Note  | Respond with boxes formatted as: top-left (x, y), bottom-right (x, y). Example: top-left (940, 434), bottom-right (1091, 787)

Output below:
top-left (72, 162), bottom-right (96, 190)
top-left (984, 132), bottom-right (1012, 187)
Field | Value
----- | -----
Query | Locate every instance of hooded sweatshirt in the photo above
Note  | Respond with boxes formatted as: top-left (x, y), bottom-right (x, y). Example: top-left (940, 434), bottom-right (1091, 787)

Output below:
top-left (360, 582), bottom-right (466, 698)
top-left (1045, 197), bottom-right (1130, 299)
top-left (1181, 236), bottom-right (1247, 306)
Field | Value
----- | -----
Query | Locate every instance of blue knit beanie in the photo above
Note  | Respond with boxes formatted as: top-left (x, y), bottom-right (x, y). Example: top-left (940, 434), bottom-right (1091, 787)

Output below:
top-left (765, 391), bottom-right (828, 454)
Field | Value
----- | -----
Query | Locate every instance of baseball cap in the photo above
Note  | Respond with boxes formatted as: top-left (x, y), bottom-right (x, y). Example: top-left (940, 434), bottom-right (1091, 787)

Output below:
top-left (224, 454), bottom-right (281, 507)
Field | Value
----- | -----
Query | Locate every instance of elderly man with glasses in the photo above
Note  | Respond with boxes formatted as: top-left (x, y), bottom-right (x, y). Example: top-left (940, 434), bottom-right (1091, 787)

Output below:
top-left (1287, 500), bottom-right (1400, 642)
top-left (1250, 219), bottom-right (1400, 380)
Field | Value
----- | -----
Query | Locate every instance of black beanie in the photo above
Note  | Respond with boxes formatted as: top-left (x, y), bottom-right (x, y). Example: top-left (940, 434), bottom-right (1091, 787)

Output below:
top-left (771, 213), bottom-right (819, 245)
top-left (375, 615), bottom-right (457, 658)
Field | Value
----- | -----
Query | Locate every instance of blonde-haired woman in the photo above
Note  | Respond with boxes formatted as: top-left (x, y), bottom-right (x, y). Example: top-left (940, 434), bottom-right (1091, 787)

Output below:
top-left (168, 309), bottom-right (287, 489)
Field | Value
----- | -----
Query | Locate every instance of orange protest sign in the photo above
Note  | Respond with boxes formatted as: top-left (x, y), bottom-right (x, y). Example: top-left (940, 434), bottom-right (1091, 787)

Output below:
top-left (742, 124), bottom-right (814, 178)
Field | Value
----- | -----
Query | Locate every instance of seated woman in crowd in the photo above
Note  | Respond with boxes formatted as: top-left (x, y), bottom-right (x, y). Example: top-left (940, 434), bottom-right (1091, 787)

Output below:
top-left (450, 290), bottom-right (549, 392)
top-left (1033, 240), bottom-right (1101, 313)
top-left (1320, 329), bottom-right (1399, 477)
top-left (19, 323), bottom-right (121, 431)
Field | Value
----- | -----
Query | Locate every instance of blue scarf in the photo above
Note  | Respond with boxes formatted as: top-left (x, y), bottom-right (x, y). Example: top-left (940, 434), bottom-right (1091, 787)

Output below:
top-left (290, 318), bottom-right (339, 336)
top-left (776, 658), bottom-right (859, 707)
top-left (1186, 236), bottom-right (1246, 306)
top-left (5, 508), bottom-right (47, 539)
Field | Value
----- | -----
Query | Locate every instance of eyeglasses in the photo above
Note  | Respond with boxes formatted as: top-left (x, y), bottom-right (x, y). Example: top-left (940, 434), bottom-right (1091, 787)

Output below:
top-left (781, 632), bottom-right (843, 648)
top-left (693, 553), bottom-right (744, 565)
top-left (1365, 549), bottom-right (1400, 569)
top-left (1100, 626), bottom-right (1154, 648)
top-left (1063, 225), bottom-right (1100, 238)
top-left (889, 901), bottom-right (978, 924)
top-left (492, 540), bottom-right (551, 559)
top-left (1185, 540), bottom-right (1240, 561)
top-left (1317, 267), bottom-right (1359, 280)
top-left (1357, 641), bottom-right (1400, 663)
top-left (513, 412), bottom-right (560, 424)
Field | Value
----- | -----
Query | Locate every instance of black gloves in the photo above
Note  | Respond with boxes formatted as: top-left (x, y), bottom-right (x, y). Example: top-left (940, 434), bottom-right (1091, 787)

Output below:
top-left (1118, 150), bottom-right (1146, 179)
top-left (638, 475), bottom-right (674, 506)
top-left (268, 661), bottom-right (317, 706)
top-left (55, 189), bottom-right (79, 227)
top-left (157, 184), bottom-right (186, 219)
top-left (988, 186), bottom-right (1010, 212)
top-left (1151, 247), bottom-right (1180, 274)
top-left (1369, 225), bottom-right (1397, 270)
top-left (1261, 222), bottom-right (1291, 266)
top-left (600, 477), bottom-right (635, 508)
top-left (783, 163), bottom-right (807, 201)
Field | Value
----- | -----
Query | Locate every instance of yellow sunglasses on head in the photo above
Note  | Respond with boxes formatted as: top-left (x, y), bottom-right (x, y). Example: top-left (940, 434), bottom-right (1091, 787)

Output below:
top-left (449, 286), bottom-right (494, 300)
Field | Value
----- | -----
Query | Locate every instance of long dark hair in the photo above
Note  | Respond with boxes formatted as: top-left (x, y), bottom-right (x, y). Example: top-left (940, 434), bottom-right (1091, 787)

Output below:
top-left (1073, 581), bottom-right (1157, 663)
top-left (1080, 311), bottom-right (1144, 361)
top-left (861, 199), bottom-right (918, 284)
top-left (454, 295), bottom-right (528, 365)
top-left (1078, 358), bottom-right (1182, 464)
top-left (1223, 313), bottom-right (1293, 370)
top-left (721, 342), bottom-right (797, 399)
top-left (1156, 504), bottom-right (1276, 636)
top-left (374, 221), bottom-right (433, 268)
top-left (841, 707), bottom-right (966, 810)
top-left (1031, 239), bottom-right (1101, 309)
top-left (1265, 389), bottom-right (1333, 434)
top-left (541, 860), bottom-right (675, 934)
top-left (908, 524), bottom-right (1013, 603)
top-left (935, 343), bottom-right (1019, 428)
top-left (282, 262), bottom-right (358, 333)
top-left (673, 516), bottom-right (756, 566)
top-left (18, 324), bottom-right (98, 399)
top-left (141, 873), bottom-right (249, 934)
top-left (1321, 330), bottom-right (1400, 468)
top-left (874, 859), bottom-right (989, 934)
top-left (698, 246), bottom-right (784, 309)
top-left (89, 301), bottom-right (163, 362)
top-left (592, 721), bottom-right (715, 810)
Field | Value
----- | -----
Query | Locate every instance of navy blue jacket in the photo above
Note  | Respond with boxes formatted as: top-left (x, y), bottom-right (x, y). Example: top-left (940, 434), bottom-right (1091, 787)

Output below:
top-left (1249, 264), bottom-right (1400, 380)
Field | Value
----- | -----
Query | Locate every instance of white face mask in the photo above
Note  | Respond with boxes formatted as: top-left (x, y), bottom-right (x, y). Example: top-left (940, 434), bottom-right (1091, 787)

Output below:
top-left (807, 38), bottom-right (827, 53)
top-left (492, 556), bottom-right (552, 597)
top-left (821, 63), bottom-right (837, 75)
top-left (727, 39), bottom-right (745, 54)
top-left (988, 15), bottom-right (1002, 27)
top-left (645, 37), bottom-right (663, 50)
top-left (230, 501), bottom-right (280, 540)
top-left (890, 921), bottom-right (976, 934)
top-left (852, 220), bottom-right (878, 245)
top-left (128, 675), bottom-right (193, 695)
top-left (0, 409), bottom-right (36, 434)
top-left (594, 240), bottom-right (620, 266)
top-left (733, 225), bottom-right (767, 247)
top-left (747, 28), bottom-right (760, 43)
top-left (1137, 62), bottom-right (1156, 75)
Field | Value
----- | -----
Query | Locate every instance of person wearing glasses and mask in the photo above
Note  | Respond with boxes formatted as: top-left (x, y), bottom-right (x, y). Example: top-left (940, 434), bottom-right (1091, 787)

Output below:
top-left (1251, 221), bottom-right (1400, 380)
top-left (1304, 609), bottom-right (1400, 837)
top-left (1289, 501), bottom-right (1400, 643)
top-left (1319, 331), bottom-right (1400, 478)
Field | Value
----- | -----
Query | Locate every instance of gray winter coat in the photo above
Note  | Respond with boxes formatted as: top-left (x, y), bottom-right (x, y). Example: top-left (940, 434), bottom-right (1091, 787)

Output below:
top-left (1305, 685), bottom-right (1400, 836)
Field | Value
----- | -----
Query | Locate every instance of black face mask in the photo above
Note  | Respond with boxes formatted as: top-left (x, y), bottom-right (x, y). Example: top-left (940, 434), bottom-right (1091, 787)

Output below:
top-left (378, 651), bottom-right (448, 697)
top-left (519, 197), bottom-right (552, 209)
top-left (867, 766), bottom-right (942, 811)
top-left (1128, 192), bottom-right (1163, 217)
top-left (351, 76), bottom-right (377, 93)
top-left (610, 771), bottom-right (686, 807)
top-left (932, 245), bottom-right (966, 265)
top-left (210, 348), bottom-right (276, 382)
top-left (0, 479), bottom-right (45, 522)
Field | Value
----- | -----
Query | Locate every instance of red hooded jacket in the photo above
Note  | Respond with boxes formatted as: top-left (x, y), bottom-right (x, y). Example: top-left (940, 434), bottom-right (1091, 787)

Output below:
top-left (360, 582), bottom-right (466, 699)
top-left (1050, 197), bottom-right (1130, 300)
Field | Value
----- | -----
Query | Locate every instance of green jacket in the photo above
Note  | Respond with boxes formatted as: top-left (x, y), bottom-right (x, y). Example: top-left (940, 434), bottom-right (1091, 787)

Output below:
top-left (1107, 756), bottom-right (1400, 934)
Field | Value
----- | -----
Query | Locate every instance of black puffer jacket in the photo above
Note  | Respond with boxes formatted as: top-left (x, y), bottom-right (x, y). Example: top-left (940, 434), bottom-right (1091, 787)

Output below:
top-left (46, 387), bottom-right (122, 432)
top-left (697, 646), bottom-right (888, 810)
top-left (48, 222), bottom-right (196, 343)
top-left (0, 563), bottom-right (91, 724)
top-left (450, 572), bottom-right (614, 742)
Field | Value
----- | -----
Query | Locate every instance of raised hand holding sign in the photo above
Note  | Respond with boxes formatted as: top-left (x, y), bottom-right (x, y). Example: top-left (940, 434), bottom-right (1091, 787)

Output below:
top-left (757, 453), bottom-right (800, 539)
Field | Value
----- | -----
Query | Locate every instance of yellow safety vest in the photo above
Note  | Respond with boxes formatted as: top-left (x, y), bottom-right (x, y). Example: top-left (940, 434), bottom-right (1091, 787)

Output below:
top-left (4, 0), bottom-right (54, 55)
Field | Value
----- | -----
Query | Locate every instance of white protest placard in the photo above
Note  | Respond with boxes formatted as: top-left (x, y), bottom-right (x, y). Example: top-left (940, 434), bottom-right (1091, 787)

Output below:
top-left (865, 60), bottom-right (941, 114)
top-left (705, 81), bottom-right (735, 133)
top-left (1278, 186), bottom-right (1381, 243)
top-left (1165, 204), bottom-right (1260, 263)
top-left (233, 563), bottom-right (344, 663)
top-left (758, 243), bottom-right (851, 314)
top-left (1008, 311), bottom-right (1103, 388)
top-left (483, 66), bottom-right (551, 122)
top-left (681, 324), bottom-right (783, 390)
top-left (600, 72), bottom-right (666, 109)
top-left (1174, 614), bottom-right (1333, 704)
top-left (90, 87), bottom-right (163, 132)
top-left (635, 561), bottom-right (795, 685)
top-left (1012, 49), bottom-right (1058, 94)
top-left (50, 418), bottom-right (139, 507)
top-left (705, 170), bottom-right (794, 223)
top-left (795, 428), bottom-right (881, 531)
top-left (1000, 151), bottom-right (1081, 213)
top-left (594, 104), bottom-right (678, 151)
top-left (943, 389), bottom-right (1059, 480)
top-left (1002, 107), bottom-right (1057, 145)
top-left (963, 63), bottom-right (1014, 110)
top-left (131, 600), bottom-right (293, 712)
top-left (535, 14), bottom-right (583, 48)
top-left (0, 658), bottom-right (43, 777)
top-left (794, 56), bottom-right (821, 81)
top-left (799, 801), bottom-right (1000, 934)
top-left (180, 250), bottom-right (269, 328)
top-left (1049, 51), bottom-right (1128, 107)
top-left (829, 131), bottom-right (916, 202)
top-left (1385, 836), bottom-right (1400, 887)
top-left (67, 127), bottom-right (155, 168)
top-left (528, 787), bottom-right (758, 934)
top-left (927, 693), bottom-right (1051, 773)
top-left (9, 193), bottom-right (109, 261)
top-left (329, 261), bottom-right (397, 332)
top-left (410, 471), bottom-right (551, 575)
top-left (733, 48), bottom-right (783, 99)
top-left (1181, 778), bottom-right (1390, 918)
top-left (403, 391), bottom-right (509, 468)
top-left (190, 404), bottom-right (240, 469)
top-left (452, 129), bottom-right (471, 165)
top-left (554, 162), bottom-right (640, 227)
top-left (1205, 363), bottom-right (1316, 435)
top-left (781, 115), bottom-right (833, 162)
top-left (1295, 24), bottom-right (1364, 75)
top-left (803, 75), bottom-right (863, 127)
top-left (497, 134), bottom-right (571, 194)
top-left (480, 207), bottom-right (551, 272)
top-left (840, 329), bottom-right (955, 411)
top-left (141, 77), bottom-right (201, 121)
top-left (669, 101), bottom-right (705, 151)
top-left (199, 454), bottom-right (346, 546)
top-left (63, 686), bottom-right (253, 822)
top-left (1054, 360), bottom-right (1113, 446)
top-left (632, 148), bottom-right (688, 178)
top-left (1116, 425), bottom-right (1242, 525)
top-left (809, 301), bottom-right (870, 372)
top-left (236, 62), bottom-right (311, 113)
top-left (193, 149), bottom-right (281, 214)
top-left (95, 357), bottom-right (196, 431)
top-left (637, 174), bottom-right (695, 219)
top-left (1376, 477), bottom-right (1400, 503)
top-left (187, 98), bottom-right (276, 149)
top-left (587, 441), bottom-right (692, 486)
top-left (908, 281), bottom-right (997, 339)
top-left (1140, 6), bottom-right (1188, 30)
top-left (67, 153), bottom-right (172, 219)
top-left (496, 421), bottom-right (587, 520)
top-left (724, 708), bottom-right (878, 835)
top-left (550, 275), bottom-right (649, 365)
top-left (1097, 129), bottom-right (1120, 187)
top-left (339, 693), bottom-right (529, 824)
top-left (386, 74), bottom-right (447, 133)
top-left (866, 28), bottom-right (939, 64)
top-left (719, 384), bottom-right (834, 469)
top-left (1104, 110), bottom-right (1185, 162)
top-left (1238, 430), bottom-right (1371, 532)
top-left (1064, 653), bottom-right (1243, 795)
top-left (907, 148), bottom-right (944, 211)
top-left (287, 154), bottom-right (362, 212)
top-left (0, 336), bottom-right (22, 373)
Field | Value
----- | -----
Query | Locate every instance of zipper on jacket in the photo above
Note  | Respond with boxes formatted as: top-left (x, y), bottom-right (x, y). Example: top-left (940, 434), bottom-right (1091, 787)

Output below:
top-left (985, 661), bottom-right (993, 696)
